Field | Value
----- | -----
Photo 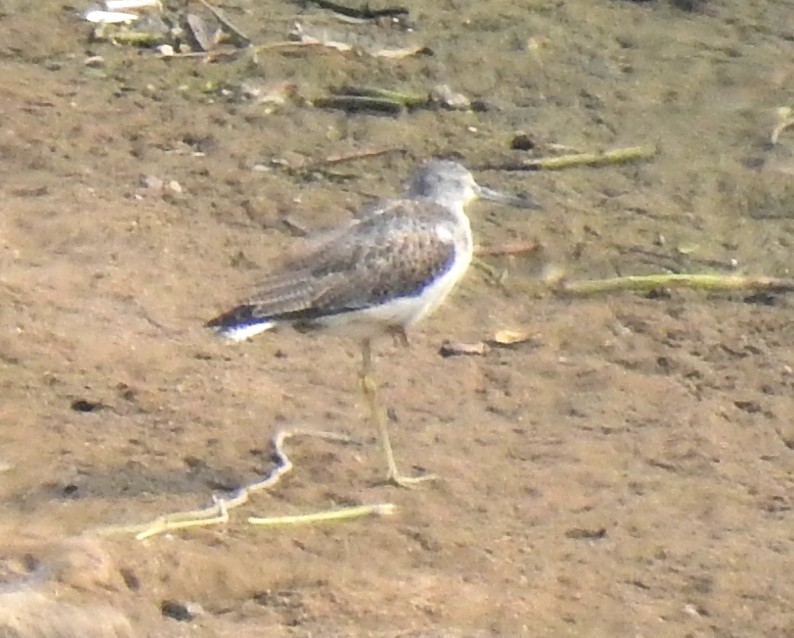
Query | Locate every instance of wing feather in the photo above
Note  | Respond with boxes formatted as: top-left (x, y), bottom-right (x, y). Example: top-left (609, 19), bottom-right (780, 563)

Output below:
top-left (207, 199), bottom-right (460, 331)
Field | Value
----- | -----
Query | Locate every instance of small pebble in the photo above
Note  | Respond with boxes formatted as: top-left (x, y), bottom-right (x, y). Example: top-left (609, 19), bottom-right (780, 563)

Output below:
top-left (161, 600), bottom-right (204, 622)
top-left (139, 175), bottom-right (163, 191)
top-left (510, 133), bottom-right (535, 151)
top-left (439, 340), bottom-right (490, 357)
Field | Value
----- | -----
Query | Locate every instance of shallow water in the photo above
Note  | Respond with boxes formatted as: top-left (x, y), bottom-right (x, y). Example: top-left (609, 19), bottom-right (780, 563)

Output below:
top-left (1, 0), bottom-right (794, 636)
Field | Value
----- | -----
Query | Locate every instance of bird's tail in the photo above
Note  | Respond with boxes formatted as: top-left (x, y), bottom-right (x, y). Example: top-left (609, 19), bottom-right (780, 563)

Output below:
top-left (206, 305), bottom-right (276, 342)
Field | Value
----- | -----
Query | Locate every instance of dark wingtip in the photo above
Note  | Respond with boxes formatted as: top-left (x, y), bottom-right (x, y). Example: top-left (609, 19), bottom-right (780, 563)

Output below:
top-left (206, 304), bottom-right (254, 329)
top-left (206, 305), bottom-right (274, 341)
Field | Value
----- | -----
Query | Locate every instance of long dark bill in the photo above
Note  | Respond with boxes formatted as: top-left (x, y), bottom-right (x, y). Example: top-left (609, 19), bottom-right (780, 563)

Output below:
top-left (479, 186), bottom-right (541, 210)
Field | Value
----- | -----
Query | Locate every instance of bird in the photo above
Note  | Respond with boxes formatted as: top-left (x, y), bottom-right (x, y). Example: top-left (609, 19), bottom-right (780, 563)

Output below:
top-left (207, 159), bottom-right (535, 487)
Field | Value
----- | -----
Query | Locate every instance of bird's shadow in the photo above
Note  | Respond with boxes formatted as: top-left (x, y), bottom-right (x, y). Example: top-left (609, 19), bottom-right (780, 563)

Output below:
top-left (10, 437), bottom-right (368, 516)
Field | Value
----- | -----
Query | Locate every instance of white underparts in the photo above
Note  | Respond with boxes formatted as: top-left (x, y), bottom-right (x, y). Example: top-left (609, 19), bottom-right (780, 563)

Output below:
top-left (217, 320), bottom-right (276, 342)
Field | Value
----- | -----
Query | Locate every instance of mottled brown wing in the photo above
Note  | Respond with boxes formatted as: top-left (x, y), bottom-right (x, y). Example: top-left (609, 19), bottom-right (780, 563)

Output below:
top-left (208, 199), bottom-right (458, 331)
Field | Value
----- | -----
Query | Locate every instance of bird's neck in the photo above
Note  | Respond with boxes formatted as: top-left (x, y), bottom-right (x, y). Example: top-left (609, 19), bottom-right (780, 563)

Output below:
top-left (420, 194), bottom-right (467, 218)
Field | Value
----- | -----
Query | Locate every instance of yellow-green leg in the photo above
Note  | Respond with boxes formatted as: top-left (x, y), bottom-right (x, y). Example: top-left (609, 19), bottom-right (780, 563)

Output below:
top-left (359, 339), bottom-right (437, 488)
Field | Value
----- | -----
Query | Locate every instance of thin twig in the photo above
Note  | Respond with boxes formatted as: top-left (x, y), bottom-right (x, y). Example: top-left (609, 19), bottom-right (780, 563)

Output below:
top-left (286, 146), bottom-right (406, 173)
top-left (771, 117), bottom-right (794, 145)
top-left (95, 428), bottom-right (395, 540)
top-left (249, 503), bottom-right (395, 526)
top-left (475, 241), bottom-right (543, 257)
top-left (556, 273), bottom-right (794, 296)
top-left (197, 0), bottom-right (250, 44)
top-left (483, 144), bottom-right (659, 171)
top-left (159, 47), bottom-right (245, 59)
top-left (306, 0), bottom-right (410, 21)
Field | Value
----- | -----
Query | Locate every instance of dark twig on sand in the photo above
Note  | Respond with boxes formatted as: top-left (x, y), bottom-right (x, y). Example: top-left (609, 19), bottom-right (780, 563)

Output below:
top-left (197, 0), bottom-right (251, 44)
top-left (482, 144), bottom-right (659, 171)
top-left (474, 241), bottom-right (543, 257)
top-left (555, 273), bottom-right (794, 296)
top-left (306, 0), bottom-right (410, 21)
top-left (284, 146), bottom-right (406, 173)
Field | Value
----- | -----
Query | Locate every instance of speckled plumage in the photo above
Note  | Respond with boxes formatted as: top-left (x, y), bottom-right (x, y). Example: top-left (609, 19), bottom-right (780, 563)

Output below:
top-left (207, 160), bottom-right (478, 341)
top-left (206, 159), bottom-right (533, 486)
